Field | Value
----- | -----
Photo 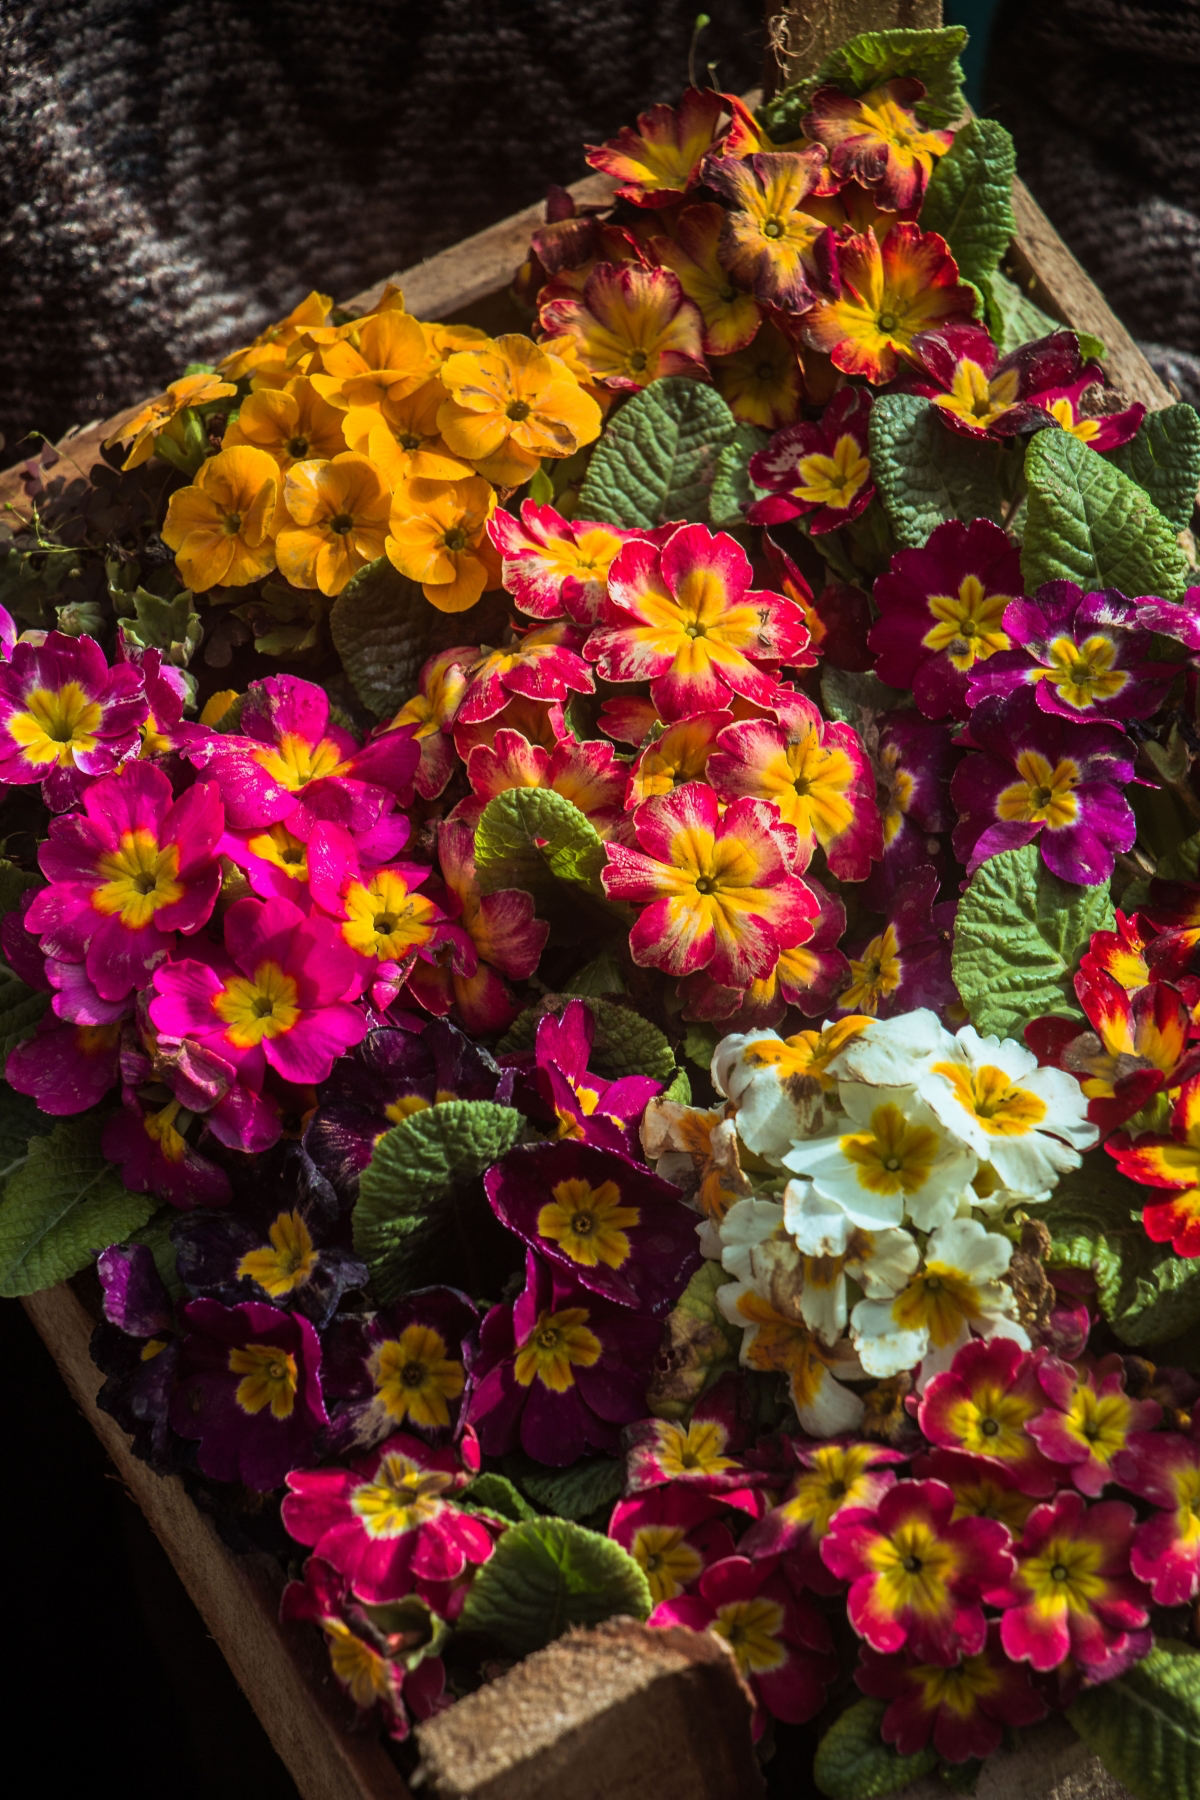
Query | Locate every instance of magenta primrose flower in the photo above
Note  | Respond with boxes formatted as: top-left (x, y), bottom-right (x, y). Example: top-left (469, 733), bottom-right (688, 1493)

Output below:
top-left (855, 1624), bottom-right (1048, 1764)
top-left (869, 711), bottom-right (958, 905)
top-left (917, 1338), bottom-right (1058, 1499)
top-left (748, 386), bottom-right (875, 535)
top-left (905, 325), bottom-right (1144, 448)
top-left (651, 1555), bottom-right (838, 1736)
top-left (485, 1138), bottom-right (699, 1314)
top-left (1026, 1353), bottom-right (1161, 1497)
top-left (1115, 1425), bottom-right (1200, 1605)
top-left (737, 1438), bottom-right (906, 1592)
top-left (870, 519), bottom-right (1024, 720)
top-left (965, 583), bottom-right (1179, 723)
top-left (169, 1296), bottom-right (327, 1490)
top-left (149, 893), bottom-right (367, 1088)
top-left (6, 1011), bottom-right (123, 1114)
top-left (835, 864), bottom-right (957, 1022)
top-left (608, 1485), bottom-right (738, 1607)
top-left (454, 623), bottom-right (594, 726)
top-left (282, 1430), bottom-right (490, 1604)
top-left (0, 631), bottom-right (146, 808)
top-left (821, 1477), bottom-right (1015, 1666)
top-left (996, 1488), bottom-right (1151, 1674)
top-left (951, 689), bottom-right (1136, 885)
top-left (27, 762), bottom-right (222, 1002)
top-left (320, 1285), bottom-right (479, 1456)
top-left (526, 999), bottom-right (662, 1157)
top-left (463, 1250), bottom-right (662, 1466)
top-left (308, 819), bottom-right (445, 1008)
top-left (102, 1088), bottom-right (231, 1210)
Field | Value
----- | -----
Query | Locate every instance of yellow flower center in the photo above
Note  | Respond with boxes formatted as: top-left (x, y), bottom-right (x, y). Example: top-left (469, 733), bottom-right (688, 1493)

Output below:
top-left (349, 1451), bottom-right (453, 1539)
top-left (891, 1262), bottom-right (986, 1347)
top-left (1040, 634), bottom-right (1128, 710)
top-left (92, 828), bottom-right (184, 929)
top-left (655, 1419), bottom-right (736, 1478)
top-left (246, 823), bottom-right (309, 879)
top-left (632, 1525), bottom-right (704, 1605)
top-left (371, 1325), bottom-right (465, 1430)
top-left (712, 1598), bottom-right (787, 1677)
top-left (839, 1101), bottom-right (939, 1195)
top-left (1048, 398), bottom-right (1101, 442)
top-left (228, 1341), bottom-right (298, 1418)
top-left (995, 749), bottom-right (1080, 828)
top-left (237, 1210), bottom-right (319, 1298)
top-left (1062, 1384), bottom-right (1133, 1466)
top-left (512, 1306), bottom-right (601, 1392)
top-left (253, 731), bottom-right (350, 791)
top-left (537, 1176), bottom-right (640, 1269)
top-left (1022, 1534), bottom-right (1105, 1611)
top-left (212, 960), bottom-right (301, 1047)
top-left (341, 868), bottom-right (436, 961)
top-left (931, 1061), bottom-right (1048, 1136)
top-left (794, 435), bottom-right (871, 510)
top-left (915, 1650), bottom-right (1002, 1717)
top-left (839, 924), bottom-right (903, 1016)
top-left (935, 361), bottom-right (1019, 430)
top-left (867, 1517), bottom-right (958, 1616)
top-left (780, 1443), bottom-right (879, 1538)
top-left (921, 576), bottom-right (1012, 671)
top-left (945, 1379), bottom-right (1037, 1463)
top-left (143, 1099), bottom-right (187, 1163)
top-left (7, 681), bottom-right (104, 768)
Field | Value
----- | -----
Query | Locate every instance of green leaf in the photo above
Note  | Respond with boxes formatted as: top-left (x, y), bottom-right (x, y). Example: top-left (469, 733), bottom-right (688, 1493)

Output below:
top-left (0, 857), bottom-right (40, 918)
top-left (0, 1116), bottom-right (153, 1296)
top-left (1023, 427), bottom-right (1189, 600)
top-left (708, 423), bottom-right (769, 528)
top-left (952, 844), bottom-right (1113, 1041)
top-left (981, 271), bottom-right (1064, 358)
top-left (662, 1065), bottom-right (691, 1104)
top-left (1069, 1641), bottom-right (1200, 1800)
top-left (0, 1085), bottom-right (41, 1180)
top-left (1107, 404), bottom-right (1200, 534)
top-left (0, 542), bottom-right (80, 629)
top-left (118, 587), bottom-right (202, 666)
top-left (869, 394), bottom-right (1005, 548)
top-left (816, 25), bottom-right (968, 126)
top-left (458, 1473), bottom-right (539, 1524)
top-left (353, 1101), bottom-right (524, 1301)
top-left (563, 949), bottom-right (628, 997)
top-left (498, 997), bottom-right (677, 1082)
top-left (473, 788), bottom-right (608, 903)
top-left (683, 1020), bottom-right (720, 1074)
top-left (329, 556), bottom-right (434, 717)
top-left (577, 378), bottom-right (738, 529)
top-left (814, 1698), bottom-right (940, 1800)
top-left (919, 119), bottom-right (1016, 286)
top-left (0, 968), bottom-right (50, 1065)
top-left (820, 666), bottom-right (909, 730)
top-left (458, 1517), bottom-right (650, 1657)
top-left (504, 1453), bottom-right (626, 1522)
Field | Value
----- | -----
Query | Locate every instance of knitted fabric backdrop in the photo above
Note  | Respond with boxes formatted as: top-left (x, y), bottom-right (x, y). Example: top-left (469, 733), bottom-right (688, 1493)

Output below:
top-left (0, 0), bottom-right (763, 461)
top-left (986, 0), bottom-right (1200, 405)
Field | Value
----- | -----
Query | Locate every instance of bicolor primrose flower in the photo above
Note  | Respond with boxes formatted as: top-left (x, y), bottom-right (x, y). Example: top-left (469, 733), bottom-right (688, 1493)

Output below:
top-left (1116, 1426), bottom-right (1200, 1605)
top-left (455, 727), bottom-right (626, 838)
top-left (650, 203), bottom-right (763, 356)
top-left (622, 1377), bottom-right (766, 1497)
top-left (712, 1017), bottom-right (871, 1159)
top-left (871, 713), bottom-right (959, 900)
top-left (683, 876), bottom-right (851, 1029)
top-left (802, 224), bottom-right (976, 385)
top-left (1054, 969), bottom-right (1200, 1137)
top-left (602, 781), bottom-right (819, 990)
top-left (27, 761), bottom-right (222, 1001)
top-left (784, 1081), bottom-right (977, 1233)
top-left (804, 79), bottom-right (953, 211)
top-left (386, 473), bottom-right (501, 613)
top-left (222, 375), bottom-right (348, 471)
top-left (389, 647), bottom-right (471, 800)
top-left (710, 318), bottom-right (806, 430)
top-left (624, 709), bottom-right (732, 808)
top-left (738, 1438), bottom-right (906, 1588)
top-left (162, 445), bottom-right (280, 593)
top-left (855, 1624), bottom-right (1048, 1764)
top-left (608, 1486), bottom-right (737, 1606)
top-left (539, 263), bottom-right (708, 390)
top-left (319, 1287), bottom-right (478, 1455)
top-left (1109, 1074), bottom-right (1200, 1257)
top-left (849, 1218), bottom-right (1026, 1380)
top-left (456, 624), bottom-right (594, 725)
top-left (704, 148), bottom-right (829, 312)
top-left (912, 1446), bottom-right (1038, 1538)
top-left (436, 335), bottom-right (601, 487)
top-left (0, 631), bottom-right (146, 806)
top-left (951, 690), bottom-right (1136, 886)
top-left (488, 500), bottom-right (630, 624)
top-left (585, 86), bottom-right (726, 207)
top-left (870, 518), bottom-right (1024, 720)
top-left (586, 523), bottom-right (808, 720)
top-left (918, 1338), bottom-right (1059, 1498)
top-left (836, 866), bottom-right (958, 1025)
top-left (995, 1488), bottom-right (1151, 1673)
top-left (102, 1087), bottom-right (232, 1211)
top-left (748, 387), bottom-right (875, 535)
top-left (1027, 1355), bottom-right (1162, 1497)
top-left (524, 999), bottom-right (662, 1159)
top-left (906, 326), bottom-right (1136, 445)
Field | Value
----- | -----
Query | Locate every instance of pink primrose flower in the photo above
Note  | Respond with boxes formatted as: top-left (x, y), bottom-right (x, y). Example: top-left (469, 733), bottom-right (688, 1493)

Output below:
top-left (1027, 1354), bottom-right (1161, 1496)
top-left (149, 894), bottom-right (366, 1088)
top-left (918, 1337), bottom-right (1058, 1498)
top-left (527, 998), bottom-right (661, 1157)
top-left (451, 690), bottom-right (568, 762)
top-left (5, 1012), bottom-right (123, 1113)
top-left (624, 710), bottom-right (732, 809)
top-left (282, 1430), bottom-right (490, 1604)
top-left (27, 762), bottom-right (222, 1002)
top-left (855, 1623), bottom-right (1048, 1764)
top-left (909, 1448), bottom-right (1038, 1539)
top-left (995, 1488), bottom-right (1150, 1674)
top-left (388, 646), bottom-right (472, 801)
top-left (453, 726), bottom-right (627, 838)
top-left (821, 1477), bottom-right (1016, 1666)
top-left (102, 1087), bottom-right (231, 1209)
top-left (586, 525), bottom-right (808, 721)
top-left (737, 1438), bottom-right (906, 1592)
top-left (308, 820), bottom-right (445, 1007)
top-left (602, 781), bottom-right (819, 989)
top-left (679, 874), bottom-right (849, 1027)
top-left (1115, 1426), bottom-right (1200, 1605)
top-left (0, 631), bottom-right (147, 809)
top-left (455, 623), bottom-right (594, 726)
top-left (749, 387), bottom-right (875, 534)
top-left (121, 643), bottom-right (190, 758)
top-left (608, 1485), bottom-right (739, 1607)
top-left (488, 499), bottom-right (632, 623)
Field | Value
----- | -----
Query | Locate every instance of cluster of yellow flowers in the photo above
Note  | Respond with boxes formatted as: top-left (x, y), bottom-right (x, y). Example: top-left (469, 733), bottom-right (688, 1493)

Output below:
top-left (106, 288), bottom-right (602, 611)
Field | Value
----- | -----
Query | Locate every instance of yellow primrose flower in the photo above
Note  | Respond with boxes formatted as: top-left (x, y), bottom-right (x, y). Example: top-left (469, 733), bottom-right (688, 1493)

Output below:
top-left (342, 377), bottom-right (474, 485)
top-left (424, 321), bottom-right (491, 364)
top-left (104, 372), bottom-right (236, 471)
top-left (161, 445), bottom-right (279, 592)
top-left (437, 335), bottom-right (602, 487)
top-left (710, 320), bottom-right (804, 429)
top-left (222, 376), bottom-right (348, 471)
top-left (309, 307), bottom-right (438, 414)
top-left (218, 290), bottom-right (333, 383)
top-left (386, 475), bottom-right (501, 613)
top-left (275, 452), bottom-right (392, 597)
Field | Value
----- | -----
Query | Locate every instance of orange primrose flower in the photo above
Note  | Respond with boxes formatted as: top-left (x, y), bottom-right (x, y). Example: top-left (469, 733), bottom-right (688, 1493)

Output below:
top-left (342, 378), bottom-right (473, 486)
top-left (386, 475), bottom-right (501, 613)
top-left (711, 319), bottom-right (805, 429)
top-left (650, 203), bottom-right (762, 356)
top-left (105, 372), bottom-right (236, 471)
top-left (437, 335), bottom-right (602, 487)
top-left (161, 445), bottom-right (279, 592)
top-left (222, 376), bottom-right (348, 471)
top-left (802, 223), bottom-right (977, 385)
top-left (275, 453), bottom-right (392, 597)
top-left (539, 263), bottom-right (707, 391)
top-left (705, 149), bottom-right (829, 313)
top-left (218, 290), bottom-right (333, 383)
top-left (804, 80), bottom-right (954, 213)
top-left (585, 86), bottom-right (725, 208)
top-left (309, 307), bottom-right (437, 414)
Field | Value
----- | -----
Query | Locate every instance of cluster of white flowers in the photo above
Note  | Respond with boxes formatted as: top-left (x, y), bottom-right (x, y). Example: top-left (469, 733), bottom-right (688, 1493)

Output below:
top-left (650, 1009), bottom-right (1098, 1438)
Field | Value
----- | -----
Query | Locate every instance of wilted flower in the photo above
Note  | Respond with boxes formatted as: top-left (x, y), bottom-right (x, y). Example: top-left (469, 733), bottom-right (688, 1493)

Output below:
top-left (704, 149), bottom-right (829, 312)
top-left (105, 372), bottom-right (236, 470)
top-left (804, 79), bottom-right (953, 210)
top-left (713, 1017), bottom-right (870, 1159)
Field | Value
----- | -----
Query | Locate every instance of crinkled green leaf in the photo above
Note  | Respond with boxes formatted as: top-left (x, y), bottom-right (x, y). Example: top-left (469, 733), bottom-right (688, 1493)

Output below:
top-left (458, 1517), bottom-right (650, 1656)
top-left (1023, 427), bottom-right (1189, 600)
top-left (578, 377), bottom-right (738, 529)
top-left (563, 949), bottom-right (628, 998)
top-left (0, 1116), bottom-right (153, 1297)
top-left (814, 1698), bottom-right (940, 1800)
top-left (458, 1473), bottom-right (539, 1524)
top-left (0, 967), bottom-right (50, 1065)
top-left (817, 25), bottom-right (967, 125)
top-left (498, 997), bottom-right (676, 1082)
top-left (820, 666), bottom-right (908, 730)
top-left (474, 788), bottom-right (608, 903)
top-left (503, 1453), bottom-right (626, 1523)
top-left (329, 556), bottom-right (434, 716)
top-left (919, 118), bottom-right (1016, 286)
top-left (708, 423), bottom-right (769, 527)
top-left (353, 1101), bottom-right (524, 1301)
top-left (0, 857), bottom-right (40, 919)
top-left (952, 844), bottom-right (1113, 1041)
top-left (1107, 404), bottom-right (1200, 534)
top-left (1069, 1641), bottom-right (1200, 1800)
top-left (119, 587), bottom-right (202, 665)
top-left (869, 394), bottom-right (1005, 548)
top-left (982, 271), bottom-right (1064, 358)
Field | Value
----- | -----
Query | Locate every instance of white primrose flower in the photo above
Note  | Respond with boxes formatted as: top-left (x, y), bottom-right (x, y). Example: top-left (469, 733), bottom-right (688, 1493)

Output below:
top-left (716, 1271), bottom-right (866, 1436)
top-left (967, 1160), bottom-right (1052, 1219)
top-left (719, 1197), bottom-right (803, 1315)
top-left (917, 1026), bottom-right (1098, 1196)
top-left (781, 1180), bottom-right (919, 1346)
top-left (782, 1081), bottom-right (978, 1231)
top-left (822, 1007), bottom-right (959, 1096)
top-left (710, 1020), bottom-right (868, 1162)
top-left (849, 1216), bottom-right (1027, 1380)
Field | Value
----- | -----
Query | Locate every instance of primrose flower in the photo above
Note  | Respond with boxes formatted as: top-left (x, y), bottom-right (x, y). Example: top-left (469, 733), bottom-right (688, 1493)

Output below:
top-left (539, 263), bottom-right (707, 391)
top-left (781, 1182), bottom-right (921, 1345)
top-left (150, 894), bottom-right (366, 1088)
top-left (717, 1266), bottom-right (868, 1436)
top-left (682, 877), bottom-right (852, 1029)
top-left (951, 690), bottom-right (1136, 886)
top-left (822, 1477), bottom-right (1015, 1665)
top-left (585, 86), bottom-right (725, 206)
top-left (162, 445), bottom-right (280, 593)
top-left (602, 782), bottom-right (819, 990)
top-left (651, 1555), bottom-right (838, 1735)
top-left (623, 1378), bottom-right (764, 1497)
top-left (918, 1337), bottom-right (1058, 1497)
top-left (170, 1296), bottom-right (326, 1491)
top-left (870, 518), bottom-right (1024, 719)
top-left (1053, 970), bottom-right (1200, 1136)
top-left (856, 1624), bottom-right (1048, 1764)
top-left (738, 1438), bottom-right (906, 1586)
top-left (464, 1251), bottom-right (662, 1465)
top-left (320, 1287), bottom-right (479, 1455)
top-left (457, 624), bottom-right (593, 725)
top-left (784, 1083), bottom-right (977, 1232)
top-left (1027, 1355), bottom-right (1161, 1496)
top-left (640, 1099), bottom-right (752, 1231)
top-left (748, 387), bottom-right (875, 534)
top-left (1109, 1075), bottom-right (1200, 1257)
top-left (711, 318), bottom-right (806, 430)
top-left (906, 326), bottom-right (1130, 444)
top-left (713, 1018), bottom-right (870, 1158)
top-left (609, 1487), bottom-right (737, 1606)
top-left (455, 727), bottom-right (626, 838)
top-left (1116, 1428), bottom-right (1200, 1604)
top-left (871, 714), bottom-right (958, 901)
top-left (389, 647), bottom-right (471, 800)
top-left (586, 524), bottom-right (808, 720)
top-left (803, 224), bottom-right (976, 385)
top-left (102, 1089), bottom-right (232, 1211)
top-left (308, 821), bottom-right (443, 1005)
top-left (804, 80), bottom-right (953, 210)
top-left (913, 1446), bottom-right (1038, 1537)
top-left (222, 376), bottom-right (348, 471)
top-left (849, 1218), bottom-right (1025, 1380)
top-left (965, 583), bottom-right (1178, 723)
top-left (91, 1245), bottom-right (179, 1467)
top-left (217, 289), bottom-right (332, 383)
top-left (996, 1489), bottom-right (1150, 1673)
top-left (6, 1011), bottom-right (122, 1114)
top-left (650, 203), bottom-right (762, 356)
top-left (274, 453), bottom-right (391, 597)
top-left (488, 500), bottom-right (629, 624)
top-left (28, 762), bottom-right (222, 1001)
top-left (343, 376), bottom-right (473, 488)
top-left (436, 335), bottom-right (601, 486)
top-left (0, 631), bottom-right (146, 807)
top-left (704, 149), bottom-right (829, 312)
top-left (308, 305), bottom-right (436, 413)
top-left (104, 371), bottom-right (237, 469)
top-left (283, 1431), bottom-right (487, 1604)
top-left (1019, 349), bottom-right (1146, 450)
top-left (837, 867), bottom-right (957, 1023)
top-left (625, 709), bottom-right (731, 807)
top-left (524, 999), bottom-right (661, 1157)
top-left (385, 473), bottom-right (501, 613)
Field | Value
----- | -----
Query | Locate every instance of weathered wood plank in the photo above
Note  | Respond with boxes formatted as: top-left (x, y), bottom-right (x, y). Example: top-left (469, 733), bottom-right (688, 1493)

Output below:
top-left (765, 0), bottom-right (943, 95)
